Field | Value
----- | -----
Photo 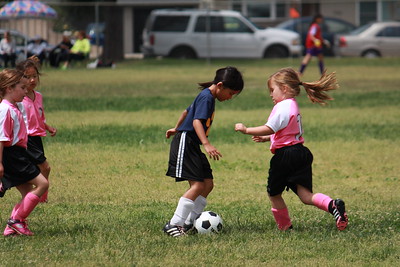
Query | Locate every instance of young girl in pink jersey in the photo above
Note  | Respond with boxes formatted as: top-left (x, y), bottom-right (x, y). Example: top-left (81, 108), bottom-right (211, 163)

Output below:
top-left (16, 56), bottom-right (57, 203)
top-left (0, 69), bottom-right (49, 236)
top-left (235, 67), bottom-right (348, 231)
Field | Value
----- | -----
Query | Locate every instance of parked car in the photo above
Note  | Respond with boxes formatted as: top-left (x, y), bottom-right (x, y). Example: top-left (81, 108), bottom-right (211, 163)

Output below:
top-left (142, 9), bottom-right (302, 59)
top-left (336, 21), bottom-right (400, 58)
top-left (275, 16), bottom-right (356, 56)
top-left (0, 29), bottom-right (29, 63)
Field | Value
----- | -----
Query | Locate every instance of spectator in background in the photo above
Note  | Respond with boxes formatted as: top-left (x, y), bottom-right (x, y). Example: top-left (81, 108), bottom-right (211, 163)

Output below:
top-left (61, 30), bottom-right (90, 70)
top-left (48, 31), bottom-right (73, 68)
top-left (0, 31), bottom-right (17, 68)
top-left (27, 35), bottom-right (47, 65)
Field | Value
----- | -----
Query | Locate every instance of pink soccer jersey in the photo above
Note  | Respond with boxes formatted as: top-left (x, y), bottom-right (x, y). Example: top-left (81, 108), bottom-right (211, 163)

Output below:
top-left (0, 99), bottom-right (28, 148)
top-left (266, 98), bottom-right (304, 154)
top-left (18, 91), bottom-right (46, 136)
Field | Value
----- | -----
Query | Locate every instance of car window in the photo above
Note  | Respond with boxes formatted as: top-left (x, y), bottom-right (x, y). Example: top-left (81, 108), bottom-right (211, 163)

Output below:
top-left (194, 16), bottom-right (224, 32)
top-left (326, 19), bottom-right (354, 34)
top-left (152, 15), bottom-right (190, 32)
top-left (223, 16), bottom-right (253, 33)
top-left (350, 23), bottom-right (372, 35)
top-left (298, 20), bottom-right (310, 34)
top-left (376, 26), bottom-right (400, 37)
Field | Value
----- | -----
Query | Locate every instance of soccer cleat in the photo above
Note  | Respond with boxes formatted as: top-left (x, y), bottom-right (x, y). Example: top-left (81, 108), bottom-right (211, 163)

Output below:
top-left (3, 225), bottom-right (17, 236)
top-left (7, 219), bottom-right (34, 236)
top-left (331, 199), bottom-right (348, 231)
top-left (183, 223), bottom-right (195, 234)
top-left (163, 222), bottom-right (186, 237)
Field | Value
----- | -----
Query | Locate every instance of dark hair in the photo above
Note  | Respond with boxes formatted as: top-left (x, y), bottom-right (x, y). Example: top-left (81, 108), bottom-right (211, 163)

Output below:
top-left (268, 67), bottom-right (338, 105)
top-left (16, 56), bottom-right (42, 82)
top-left (0, 69), bottom-right (25, 97)
top-left (198, 66), bottom-right (244, 92)
top-left (310, 14), bottom-right (323, 27)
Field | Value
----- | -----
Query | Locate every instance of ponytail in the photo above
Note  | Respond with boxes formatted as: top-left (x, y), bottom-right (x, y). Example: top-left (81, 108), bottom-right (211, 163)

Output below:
top-left (269, 68), bottom-right (338, 106)
top-left (300, 71), bottom-right (338, 105)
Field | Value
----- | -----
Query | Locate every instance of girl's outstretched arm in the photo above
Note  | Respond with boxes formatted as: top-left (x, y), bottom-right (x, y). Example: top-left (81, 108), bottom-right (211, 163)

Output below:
top-left (166, 109), bottom-right (188, 138)
top-left (193, 119), bottom-right (221, 161)
top-left (252, 135), bottom-right (270, 142)
top-left (235, 123), bottom-right (274, 136)
top-left (45, 123), bottom-right (57, 137)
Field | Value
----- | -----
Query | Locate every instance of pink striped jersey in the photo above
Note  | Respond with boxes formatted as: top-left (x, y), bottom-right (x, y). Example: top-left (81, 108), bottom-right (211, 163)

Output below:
top-left (0, 99), bottom-right (28, 148)
top-left (265, 98), bottom-right (304, 154)
top-left (17, 91), bottom-right (47, 136)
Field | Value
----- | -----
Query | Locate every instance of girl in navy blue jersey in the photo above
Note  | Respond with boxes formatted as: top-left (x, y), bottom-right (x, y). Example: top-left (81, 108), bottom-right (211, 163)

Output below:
top-left (163, 66), bottom-right (244, 237)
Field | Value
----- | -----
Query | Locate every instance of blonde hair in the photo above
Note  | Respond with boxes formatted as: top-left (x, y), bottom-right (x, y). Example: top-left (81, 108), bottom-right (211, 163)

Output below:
top-left (0, 69), bottom-right (25, 98)
top-left (268, 67), bottom-right (338, 105)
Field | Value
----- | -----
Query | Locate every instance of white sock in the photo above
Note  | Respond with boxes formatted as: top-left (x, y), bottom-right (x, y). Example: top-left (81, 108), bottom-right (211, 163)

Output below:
top-left (185, 195), bottom-right (207, 225)
top-left (170, 197), bottom-right (195, 226)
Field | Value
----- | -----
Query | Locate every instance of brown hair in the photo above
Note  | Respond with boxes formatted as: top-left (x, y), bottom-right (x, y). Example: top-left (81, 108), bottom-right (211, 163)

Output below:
top-left (16, 55), bottom-right (42, 82)
top-left (268, 67), bottom-right (338, 105)
top-left (0, 69), bottom-right (25, 97)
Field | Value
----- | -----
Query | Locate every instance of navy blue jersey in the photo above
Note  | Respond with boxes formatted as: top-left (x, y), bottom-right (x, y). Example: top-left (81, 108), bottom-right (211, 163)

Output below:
top-left (178, 88), bottom-right (215, 144)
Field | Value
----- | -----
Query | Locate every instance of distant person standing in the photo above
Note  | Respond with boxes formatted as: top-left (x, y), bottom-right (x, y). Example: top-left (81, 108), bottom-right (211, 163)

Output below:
top-left (0, 31), bottom-right (17, 68)
top-left (299, 14), bottom-right (328, 75)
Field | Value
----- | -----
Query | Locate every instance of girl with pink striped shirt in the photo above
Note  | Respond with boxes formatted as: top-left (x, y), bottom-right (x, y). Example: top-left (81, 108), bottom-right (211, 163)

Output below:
top-left (0, 69), bottom-right (49, 236)
top-left (235, 68), bottom-right (348, 231)
top-left (16, 56), bottom-right (57, 203)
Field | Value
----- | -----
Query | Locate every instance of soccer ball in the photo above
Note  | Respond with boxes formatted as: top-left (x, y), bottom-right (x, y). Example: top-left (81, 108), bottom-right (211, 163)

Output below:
top-left (194, 211), bottom-right (223, 234)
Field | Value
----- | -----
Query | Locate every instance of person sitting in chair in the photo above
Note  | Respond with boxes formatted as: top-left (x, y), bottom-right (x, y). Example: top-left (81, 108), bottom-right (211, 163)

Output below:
top-left (49, 31), bottom-right (73, 68)
top-left (61, 30), bottom-right (90, 69)
top-left (27, 35), bottom-right (47, 65)
top-left (0, 31), bottom-right (17, 68)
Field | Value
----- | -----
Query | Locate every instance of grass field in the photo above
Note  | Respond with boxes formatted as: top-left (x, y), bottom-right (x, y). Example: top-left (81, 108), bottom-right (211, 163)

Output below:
top-left (0, 57), bottom-right (399, 266)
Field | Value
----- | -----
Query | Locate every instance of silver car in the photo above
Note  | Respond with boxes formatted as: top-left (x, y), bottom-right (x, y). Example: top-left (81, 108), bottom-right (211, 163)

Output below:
top-left (142, 9), bottom-right (302, 59)
top-left (336, 21), bottom-right (400, 58)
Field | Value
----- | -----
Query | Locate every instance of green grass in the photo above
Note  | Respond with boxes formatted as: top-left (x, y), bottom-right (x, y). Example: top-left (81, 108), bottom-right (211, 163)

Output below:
top-left (1, 57), bottom-right (399, 266)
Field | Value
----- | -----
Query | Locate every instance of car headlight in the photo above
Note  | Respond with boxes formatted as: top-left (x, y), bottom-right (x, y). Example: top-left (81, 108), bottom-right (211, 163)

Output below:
top-left (292, 38), bottom-right (300, 45)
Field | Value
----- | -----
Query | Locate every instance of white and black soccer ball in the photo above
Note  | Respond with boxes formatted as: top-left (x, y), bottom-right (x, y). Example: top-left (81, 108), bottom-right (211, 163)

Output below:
top-left (194, 211), bottom-right (223, 234)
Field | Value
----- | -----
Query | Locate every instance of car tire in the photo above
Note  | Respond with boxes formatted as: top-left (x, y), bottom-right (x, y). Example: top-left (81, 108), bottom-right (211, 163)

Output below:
top-left (169, 46), bottom-right (197, 59)
top-left (264, 45), bottom-right (289, 58)
top-left (362, 49), bottom-right (380, 58)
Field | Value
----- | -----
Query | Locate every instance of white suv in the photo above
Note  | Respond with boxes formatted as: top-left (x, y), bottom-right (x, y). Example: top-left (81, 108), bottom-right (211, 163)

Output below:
top-left (142, 9), bottom-right (302, 59)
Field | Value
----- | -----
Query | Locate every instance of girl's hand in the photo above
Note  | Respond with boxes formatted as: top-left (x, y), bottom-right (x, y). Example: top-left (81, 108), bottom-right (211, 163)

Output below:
top-left (252, 135), bottom-right (269, 143)
top-left (204, 143), bottom-right (222, 161)
top-left (235, 123), bottom-right (247, 134)
top-left (47, 126), bottom-right (57, 137)
top-left (0, 163), bottom-right (3, 178)
top-left (166, 128), bottom-right (177, 139)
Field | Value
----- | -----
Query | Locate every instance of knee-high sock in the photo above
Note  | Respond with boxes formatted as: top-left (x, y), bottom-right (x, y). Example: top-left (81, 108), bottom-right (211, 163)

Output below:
top-left (299, 64), bottom-right (307, 74)
top-left (13, 192), bottom-right (40, 221)
top-left (271, 207), bottom-right (292, 230)
top-left (185, 195), bottom-right (207, 225)
top-left (170, 197), bottom-right (195, 226)
top-left (319, 61), bottom-right (325, 74)
top-left (312, 193), bottom-right (332, 213)
top-left (40, 190), bottom-right (48, 202)
top-left (11, 202), bottom-right (21, 219)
